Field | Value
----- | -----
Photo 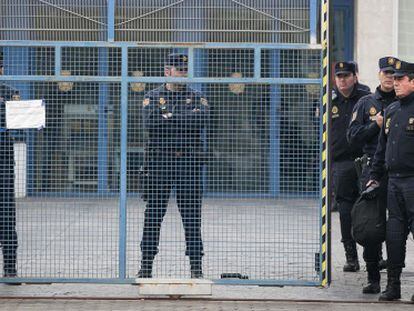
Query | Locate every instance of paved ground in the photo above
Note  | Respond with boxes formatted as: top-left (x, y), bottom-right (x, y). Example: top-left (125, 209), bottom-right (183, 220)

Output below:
top-left (0, 300), bottom-right (413, 311)
top-left (0, 198), bottom-right (413, 310)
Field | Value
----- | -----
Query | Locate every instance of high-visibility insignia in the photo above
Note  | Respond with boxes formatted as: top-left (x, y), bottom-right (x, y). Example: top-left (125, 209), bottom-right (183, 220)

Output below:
top-left (186, 98), bottom-right (192, 104)
top-left (339, 62), bottom-right (344, 68)
top-left (332, 106), bottom-right (338, 114)
top-left (159, 98), bottom-right (166, 105)
top-left (369, 107), bottom-right (377, 116)
top-left (395, 61), bottom-right (401, 70)
top-left (409, 117), bottom-right (414, 125)
top-left (388, 57), bottom-right (395, 65)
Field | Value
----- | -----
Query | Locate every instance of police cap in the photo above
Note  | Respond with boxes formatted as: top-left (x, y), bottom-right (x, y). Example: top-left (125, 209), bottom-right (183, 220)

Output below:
top-left (378, 56), bottom-right (398, 72)
top-left (165, 53), bottom-right (188, 70)
top-left (393, 60), bottom-right (414, 77)
top-left (334, 61), bottom-right (356, 75)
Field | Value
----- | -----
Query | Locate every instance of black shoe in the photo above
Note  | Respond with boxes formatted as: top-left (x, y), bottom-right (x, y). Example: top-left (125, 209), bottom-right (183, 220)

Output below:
top-left (379, 287), bottom-right (401, 301)
top-left (3, 270), bottom-right (21, 285)
top-left (137, 269), bottom-right (152, 278)
top-left (343, 242), bottom-right (359, 272)
top-left (378, 268), bottom-right (401, 301)
top-left (3, 270), bottom-right (17, 278)
top-left (363, 282), bottom-right (380, 294)
top-left (190, 257), bottom-right (203, 279)
top-left (343, 260), bottom-right (360, 272)
top-left (191, 269), bottom-right (203, 279)
top-left (378, 259), bottom-right (388, 271)
top-left (411, 293), bottom-right (414, 302)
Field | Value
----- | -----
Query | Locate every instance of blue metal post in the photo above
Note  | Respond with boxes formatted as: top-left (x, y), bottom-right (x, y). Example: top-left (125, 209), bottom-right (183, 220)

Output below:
top-left (269, 50), bottom-right (280, 197)
top-left (107, 0), bottom-right (115, 42)
top-left (118, 46), bottom-right (128, 279)
top-left (310, 0), bottom-right (318, 44)
top-left (98, 48), bottom-right (109, 194)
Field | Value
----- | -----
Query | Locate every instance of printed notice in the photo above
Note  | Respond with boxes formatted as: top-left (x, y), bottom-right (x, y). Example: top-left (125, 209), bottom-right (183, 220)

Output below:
top-left (6, 100), bottom-right (46, 129)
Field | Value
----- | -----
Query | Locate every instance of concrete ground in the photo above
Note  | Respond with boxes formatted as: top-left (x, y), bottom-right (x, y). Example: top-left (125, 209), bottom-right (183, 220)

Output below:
top-left (0, 198), bottom-right (413, 310)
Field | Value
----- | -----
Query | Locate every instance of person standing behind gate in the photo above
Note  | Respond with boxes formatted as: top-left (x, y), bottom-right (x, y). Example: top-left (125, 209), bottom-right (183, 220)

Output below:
top-left (137, 53), bottom-right (209, 279)
top-left (347, 56), bottom-right (398, 294)
top-left (368, 60), bottom-right (414, 302)
top-left (0, 64), bottom-right (19, 278)
top-left (331, 61), bottom-right (370, 272)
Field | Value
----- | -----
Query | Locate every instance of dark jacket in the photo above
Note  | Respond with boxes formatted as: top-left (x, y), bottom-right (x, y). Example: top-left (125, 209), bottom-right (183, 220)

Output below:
top-left (142, 85), bottom-right (209, 153)
top-left (370, 92), bottom-right (414, 180)
top-left (331, 85), bottom-right (371, 161)
top-left (347, 87), bottom-right (396, 157)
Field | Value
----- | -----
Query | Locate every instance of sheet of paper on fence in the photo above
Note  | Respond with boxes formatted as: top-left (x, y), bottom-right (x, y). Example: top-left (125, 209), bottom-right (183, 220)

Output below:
top-left (5, 100), bottom-right (45, 129)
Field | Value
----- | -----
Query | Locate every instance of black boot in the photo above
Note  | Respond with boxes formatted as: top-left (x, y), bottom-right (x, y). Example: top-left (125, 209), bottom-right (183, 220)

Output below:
top-left (363, 262), bottom-right (380, 294)
top-left (190, 257), bottom-right (203, 279)
top-left (137, 257), bottom-right (153, 278)
top-left (3, 251), bottom-right (17, 278)
top-left (379, 268), bottom-right (401, 301)
top-left (343, 242), bottom-right (360, 272)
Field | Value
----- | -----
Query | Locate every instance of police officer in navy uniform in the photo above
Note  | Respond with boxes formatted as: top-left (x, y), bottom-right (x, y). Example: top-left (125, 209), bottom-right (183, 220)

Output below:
top-left (368, 60), bottom-right (414, 302)
top-left (347, 56), bottom-right (398, 294)
top-left (331, 61), bottom-right (371, 272)
top-left (138, 54), bottom-right (209, 278)
top-left (0, 66), bottom-right (19, 278)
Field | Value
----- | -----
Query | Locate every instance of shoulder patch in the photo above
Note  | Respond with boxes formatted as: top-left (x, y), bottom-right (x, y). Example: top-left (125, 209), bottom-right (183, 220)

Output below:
top-left (142, 98), bottom-right (150, 107)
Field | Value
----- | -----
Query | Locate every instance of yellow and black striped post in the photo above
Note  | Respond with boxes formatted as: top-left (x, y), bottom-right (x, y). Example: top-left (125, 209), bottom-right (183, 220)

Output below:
top-left (321, 0), bottom-right (331, 287)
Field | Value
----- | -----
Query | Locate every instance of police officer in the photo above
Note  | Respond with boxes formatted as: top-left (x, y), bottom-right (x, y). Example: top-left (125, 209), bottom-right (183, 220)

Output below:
top-left (0, 71), bottom-right (19, 278)
top-left (347, 56), bottom-right (398, 294)
top-left (331, 61), bottom-right (370, 272)
top-left (368, 60), bottom-right (414, 301)
top-left (137, 54), bottom-right (209, 278)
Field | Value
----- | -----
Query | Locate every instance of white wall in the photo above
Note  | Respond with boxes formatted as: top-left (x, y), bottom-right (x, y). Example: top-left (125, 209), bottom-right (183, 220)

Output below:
top-left (398, 0), bottom-right (414, 62)
top-left (354, 0), bottom-right (397, 91)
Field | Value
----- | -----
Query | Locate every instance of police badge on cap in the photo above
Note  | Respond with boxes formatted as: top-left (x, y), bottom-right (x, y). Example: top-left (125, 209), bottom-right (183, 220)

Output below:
top-left (334, 61), bottom-right (356, 75)
top-left (393, 60), bottom-right (414, 77)
top-left (378, 56), bottom-right (398, 72)
top-left (165, 53), bottom-right (188, 70)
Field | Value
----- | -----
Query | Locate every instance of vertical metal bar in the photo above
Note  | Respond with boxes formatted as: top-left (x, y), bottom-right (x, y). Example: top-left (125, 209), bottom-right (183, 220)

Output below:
top-left (118, 46), bottom-right (128, 279)
top-left (55, 46), bottom-right (61, 76)
top-left (254, 47), bottom-right (261, 79)
top-left (107, 0), bottom-right (115, 42)
top-left (187, 47), bottom-right (194, 79)
top-left (310, 0), bottom-right (318, 44)
top-left (269, 50), bottom-right (280, 197)
top-left (98, 48), bottom-right (109, 194)
top-left (320, 0), bottom-right (331, 286)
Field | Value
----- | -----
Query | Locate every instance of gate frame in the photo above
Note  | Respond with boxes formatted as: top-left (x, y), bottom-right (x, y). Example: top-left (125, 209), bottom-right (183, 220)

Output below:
top-left (0, 0), bottom-right (330, 286)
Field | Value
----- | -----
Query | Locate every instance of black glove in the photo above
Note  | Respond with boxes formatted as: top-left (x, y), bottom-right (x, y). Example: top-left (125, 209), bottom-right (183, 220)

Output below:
top-left (361, 182), bottom-right (380, 200)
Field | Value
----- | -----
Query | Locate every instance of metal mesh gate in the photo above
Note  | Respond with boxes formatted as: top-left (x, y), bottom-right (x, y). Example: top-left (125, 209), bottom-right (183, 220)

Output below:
top-left (0, 0), bottom-right (325, 286)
